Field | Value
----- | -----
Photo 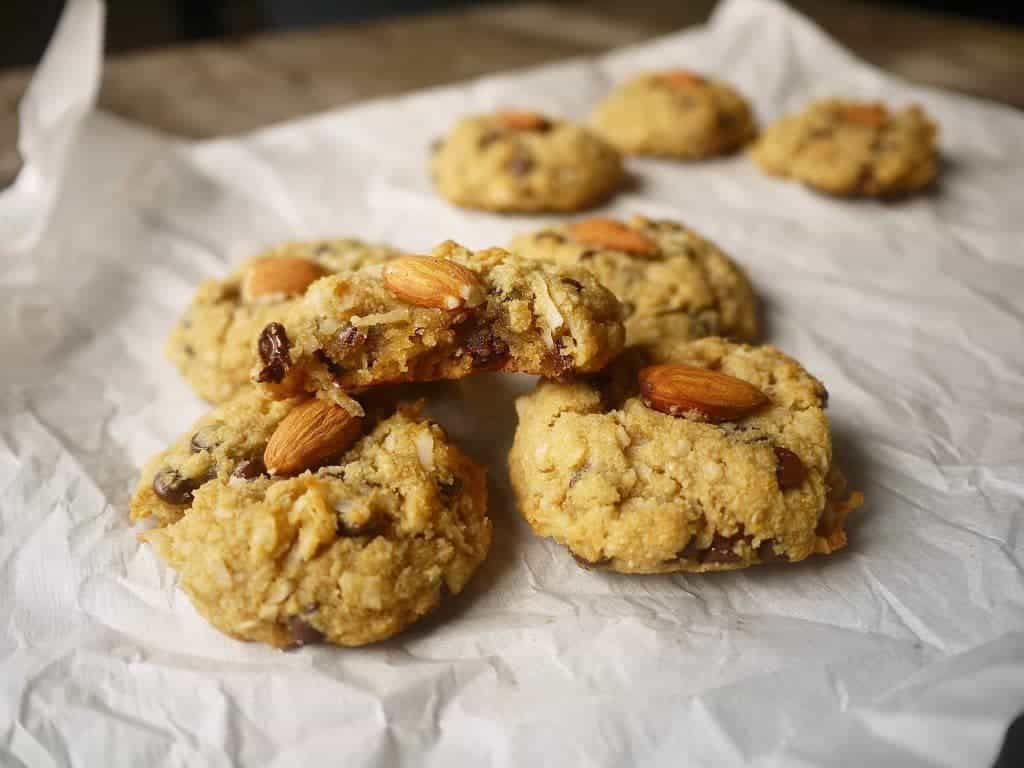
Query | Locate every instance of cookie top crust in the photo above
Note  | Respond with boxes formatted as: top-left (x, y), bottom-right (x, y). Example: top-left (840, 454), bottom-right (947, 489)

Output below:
top-left (508, 338), bottom-right (861, 574)
top-left (430, 110), bottom-right (625, 212)
top-left (136, 392), bottom-right (491, 648)
top-left (590, 70), bottom-right (757, 159)
top-left (167, 238), bottom-right (399, 403)
top-left (750, 99), bottom-right (939, 197)
top-left (509, 215), bottom-right (758, 346)
top-left (254, 240), bottom-right (626, 405)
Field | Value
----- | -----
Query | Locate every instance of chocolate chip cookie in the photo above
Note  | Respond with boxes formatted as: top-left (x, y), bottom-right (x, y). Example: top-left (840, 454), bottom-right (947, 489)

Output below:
top-left (135, 388), bottom-right (491, 648)
top-left (750, 99), bottom-right (939, 197)
top-left (591, 70), bottom-right (757, 159)
top-left (254, 240), bottom-right (626, 406)
top-left (167, 238), bottom-right (399, 403)
top-left (508, 338), bottom-right (862, 573)
top-left (509, 216), bottom-right (758, 346)
top-left (430, 109), bottom-right (625, 212)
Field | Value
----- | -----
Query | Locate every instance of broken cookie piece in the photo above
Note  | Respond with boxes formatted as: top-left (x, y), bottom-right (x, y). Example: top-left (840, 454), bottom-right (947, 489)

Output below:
top-left (508, 337), bottom-right (862, 573)
top-left (253, 240), bottom-right (626, 404)
top-left (167, 238), bottom-right (400, 403)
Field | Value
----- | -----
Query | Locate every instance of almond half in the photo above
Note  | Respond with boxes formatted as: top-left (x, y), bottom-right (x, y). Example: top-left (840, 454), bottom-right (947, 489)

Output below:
top-left (658, 69), bottom-right (705, 88)
top-left (264, 398), bottom-right (364, 476)
top-left (495, 109), bottom-right (551, 131)
top-left (638, 364), bottom-right (769, 422)
top-left (839, 103), bottom-right (889, 127)
top-left (243, 257), bottom-right (329, 303)
top-left (383, 255), bottom-right (486, 311)
top-left (567, 218), bottom-right (658, 257)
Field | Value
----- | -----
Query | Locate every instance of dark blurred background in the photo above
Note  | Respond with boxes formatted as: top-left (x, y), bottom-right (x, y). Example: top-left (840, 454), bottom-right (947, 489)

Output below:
top-left (1, 0), bottom-right (1022, 70)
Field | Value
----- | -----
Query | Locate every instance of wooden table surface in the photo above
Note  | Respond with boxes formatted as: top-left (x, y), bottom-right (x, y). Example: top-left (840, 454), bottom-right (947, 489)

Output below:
top-left (1, 0), bottom-right (1022, 186)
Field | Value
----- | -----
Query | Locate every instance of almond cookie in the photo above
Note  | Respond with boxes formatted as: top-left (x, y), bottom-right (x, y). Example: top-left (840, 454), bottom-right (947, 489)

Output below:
top-left (167, 238), bottom-right (399, 403)
top-left (750, 99), bottom-right (939, 198)
top-left (430, 109), bottom-right (624, 212)
top-left (590, 70), bottom-right (757, 159)
top-left (253, 240), bottom-right (626, 406)
top-left (509, 216), bottom-right (758, 346)
top-left (134, 389), bottom-right (490, 648)
top-left (508, 338), bottom-right (862, 574)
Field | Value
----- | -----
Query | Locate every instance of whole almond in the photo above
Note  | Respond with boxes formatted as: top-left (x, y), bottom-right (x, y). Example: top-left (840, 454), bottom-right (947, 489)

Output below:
top-left (244, 257), bottom-right (329, 302)
top-left (264, 398), bottom-right (364, 475)
top-left (383, 256), bottom-right (486, 311)
top-left (839, 103), bottom-right (888, 127)
top-left (658, 69), bottom-right (705, 88)
top-left (638, 364), bottom-right (769, 422)
top-left (496, 109), bottom-right (551, 131)
top-left (567, 218), bottom-right (658, 256)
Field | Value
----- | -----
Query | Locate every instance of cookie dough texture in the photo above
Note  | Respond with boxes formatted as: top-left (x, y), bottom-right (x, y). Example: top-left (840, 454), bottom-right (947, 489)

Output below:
top-left (750, 99), bottom-right (939, 197)
top-left (431, 111), bottom-right (624, 212)
top-left (591, 71), bottom-right (757, 159)
top-left (137, 393), bottom-right (491, 648)
top-left (167, 238), bottom-right (399, 403)
top-left (509, 338), bottom-right (859, 574)
top-left (257, 240), bottom-right (626, 405)
top-left (509, 216), bottom-right (758, 346)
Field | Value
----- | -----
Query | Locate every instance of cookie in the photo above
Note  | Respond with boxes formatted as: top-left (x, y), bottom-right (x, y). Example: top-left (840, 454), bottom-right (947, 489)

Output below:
top-left (167, 238), bottom-right (399, 403)
top-left (508, 338), bottom-right (862, 574)
top-left (590, 70), bottom-right (757, 159)
top-left (254, 240), bottom-right (626, 405)
top-left (430, 109), bottom-right (624, 212)
top-left (509, 216), bottom-right (758, 346)
top-left (134, 389), bottom-right (491, 648)
top-left (750, 99), bottom-right (939, 197)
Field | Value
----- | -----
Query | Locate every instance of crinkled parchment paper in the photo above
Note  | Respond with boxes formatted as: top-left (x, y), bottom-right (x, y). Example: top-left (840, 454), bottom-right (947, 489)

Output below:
top-left (1, 1), bottom-right (1023, 765)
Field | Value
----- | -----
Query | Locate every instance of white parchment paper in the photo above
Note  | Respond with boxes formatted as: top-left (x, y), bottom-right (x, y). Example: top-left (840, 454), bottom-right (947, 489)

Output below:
top-left (2, 1), bottom-right (1023, 765)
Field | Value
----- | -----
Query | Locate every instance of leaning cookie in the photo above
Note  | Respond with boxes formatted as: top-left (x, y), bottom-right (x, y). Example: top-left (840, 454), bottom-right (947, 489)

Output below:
top-left (134, 388), bottom-right (491, 649)
top-left (508, 338), bottom-right (862, 573)
top-left (591, 69), bottom-right (757, 159)
top-left (253, 240), bottom-right (626, 406)
top-left (509, 215), bottom-right (758, 346)
top-left (750, 99), bottom-right (938, 198)
top-left (430, 109), bottom-right (624, 212)
top-left (167, 238), bottom-right (399, 403)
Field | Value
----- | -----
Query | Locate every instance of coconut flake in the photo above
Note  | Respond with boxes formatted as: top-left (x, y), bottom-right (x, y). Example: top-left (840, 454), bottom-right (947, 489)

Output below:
top-left (530, 275), bottom-right (564, 333)
top-left (350, 307), bottom-right (410, 328)
top-left (415, 430), bottom-right (435, 470)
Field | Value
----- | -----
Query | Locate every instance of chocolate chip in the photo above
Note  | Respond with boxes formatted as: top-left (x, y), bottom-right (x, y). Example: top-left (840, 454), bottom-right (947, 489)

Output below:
top-left (561, 277), bottom-right (584, 291)
top-left (190, 425), bottom-right (221, 453)
top-left (757, 540), bottom-right (788, 563)
top-left (182, 345), bottom-right (195, 357)
top-left (283, 616), bottom-right (324, 650)
top-left (465, 326), bottom-right (510, 368)
top-left (336, 324), bottom-right (366, 348)
top-left (572, 553), bottom-right (612, 569)
top-left (702, 533), bottom-right (744, 564)
top-left (233, 457), bottom-right (267, 480)
top-left (675, 535), bottom-right (704, 561)
top-left (152, 469), bottom-right (199, 506)
top-left (430, 138), bottom-right (444, 154)
top-left (579, 249), bottom-right (597, 260)
top-left (314, 242), bottom-right (332, 255)
top-left (505, 148), bottom-right (535, 176)
top-left (256, 322), bottom-right (291, 383)
top-left (774, 446), bottom-right (806, 490)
